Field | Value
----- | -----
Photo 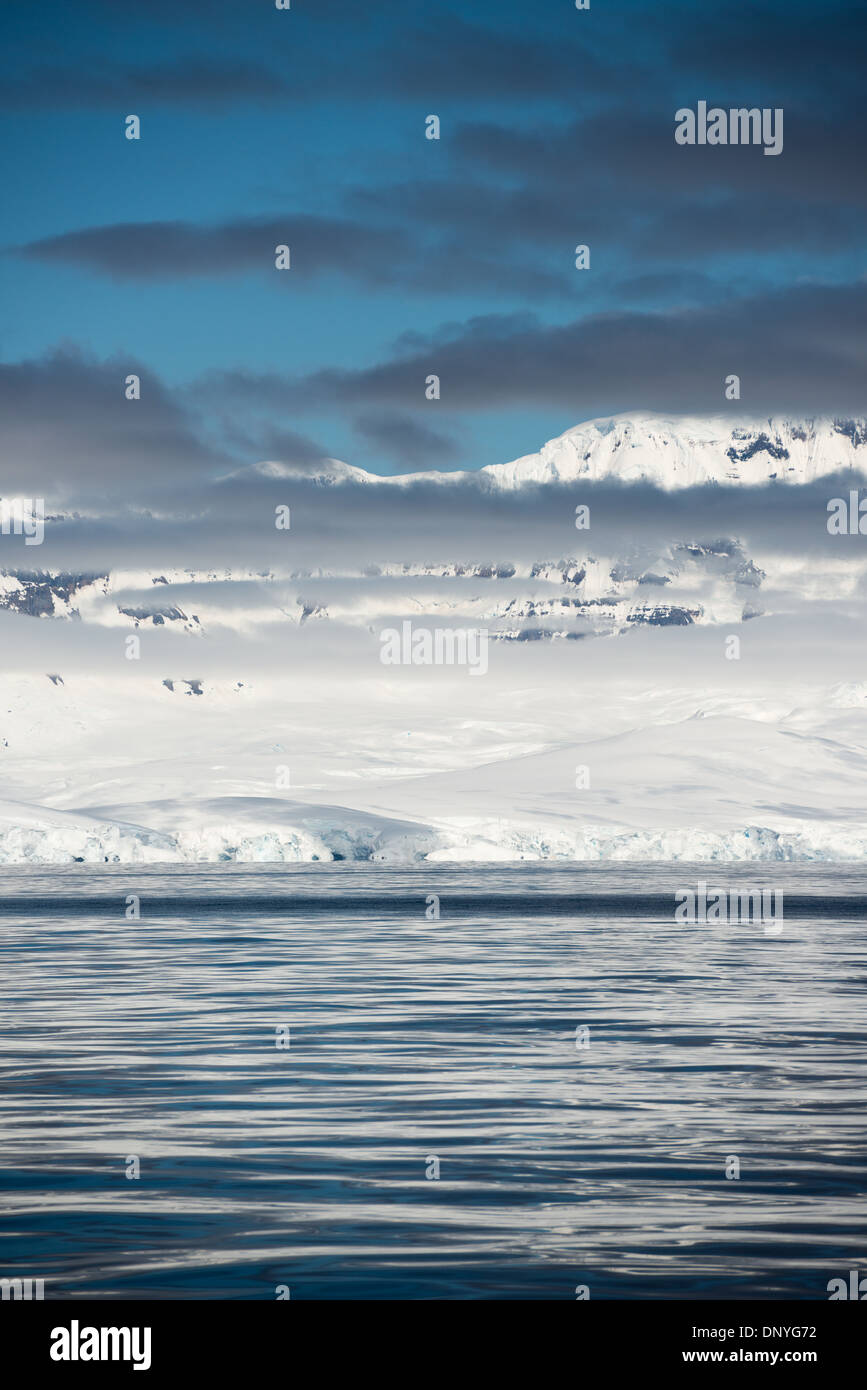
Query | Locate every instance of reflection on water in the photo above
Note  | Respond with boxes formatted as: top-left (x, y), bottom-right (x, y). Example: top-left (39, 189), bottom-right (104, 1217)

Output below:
top-left (0, 863), bottom-right (865, 1300)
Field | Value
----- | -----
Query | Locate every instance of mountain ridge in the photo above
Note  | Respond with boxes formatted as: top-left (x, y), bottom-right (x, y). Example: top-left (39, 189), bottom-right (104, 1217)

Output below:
top-left (248, 412), bottom-right (867, 490)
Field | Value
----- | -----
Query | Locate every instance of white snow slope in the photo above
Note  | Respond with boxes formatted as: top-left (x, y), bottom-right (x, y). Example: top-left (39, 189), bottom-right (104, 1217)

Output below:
top-left (0, 660), bottom-right (865, 865)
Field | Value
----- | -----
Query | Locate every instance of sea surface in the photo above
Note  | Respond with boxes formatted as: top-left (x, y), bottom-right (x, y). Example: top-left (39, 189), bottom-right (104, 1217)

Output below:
top-left (0, 861), bottom-right (865, 1300)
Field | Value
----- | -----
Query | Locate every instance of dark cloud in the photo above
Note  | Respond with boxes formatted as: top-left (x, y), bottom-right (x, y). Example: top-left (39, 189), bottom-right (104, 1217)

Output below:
top-left (17, 98), bottom-right (864, 299)
top-left (609, 270), bottom-right (723, 304)
top-left (212, 420), bottom-right (332, 472)
top-left (0, 59), bottom-right (293, 109)
top-left (247, 428), bottom-right (334, 469)
top-left (667, 0), bottom-right (867, 93)
top-left (347, 169), bottom-right (865, 289)
top-left (0, 348), bottom-right (228, 500)
top-left (347, 178), bottom-right (583, 251)
top-left (360, 15), bottom-right (636, 101)
top-left (198, 282), bottom-right (867, 419)
top-left (13, 210), bottom-right (571, 297)
top-left (0, 8), bottom-right (638, 109)
top-left (453, 107), bottom-right (867, 209)
top-left (339, 99), bottom-right (867, 292)
top-left (15, 217), bottom-right (414, 284)
top-left (16, 462), bottom-right (867, 582)
top-left (638, 198), bottom-right (864, 259)
top-left (3, 0), bottom-right (862, 131)
top-left (353, 411), bottom-right (461, 470)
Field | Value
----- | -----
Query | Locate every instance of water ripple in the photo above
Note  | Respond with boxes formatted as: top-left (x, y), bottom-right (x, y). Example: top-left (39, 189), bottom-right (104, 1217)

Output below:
top-left (0, 863), bottom-right (865, 1299)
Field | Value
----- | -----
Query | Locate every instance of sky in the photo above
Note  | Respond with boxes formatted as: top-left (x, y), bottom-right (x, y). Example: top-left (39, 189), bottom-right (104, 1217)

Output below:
top-left (0, 0), bottom-right (865, 490)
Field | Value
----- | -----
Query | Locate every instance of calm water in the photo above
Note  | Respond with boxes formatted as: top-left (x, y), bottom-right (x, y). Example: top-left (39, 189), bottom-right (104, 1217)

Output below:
top-left (0, 862), bottom-right (865, 1300)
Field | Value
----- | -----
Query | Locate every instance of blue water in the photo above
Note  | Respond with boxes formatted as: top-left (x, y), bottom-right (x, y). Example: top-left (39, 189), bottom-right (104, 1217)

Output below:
top-left (0, 862), bottom-right (865, 1300)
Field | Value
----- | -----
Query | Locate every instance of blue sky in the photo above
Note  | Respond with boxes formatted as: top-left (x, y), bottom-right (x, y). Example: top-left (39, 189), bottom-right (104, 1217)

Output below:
top-left (0, 0), bottom-right (864, 483)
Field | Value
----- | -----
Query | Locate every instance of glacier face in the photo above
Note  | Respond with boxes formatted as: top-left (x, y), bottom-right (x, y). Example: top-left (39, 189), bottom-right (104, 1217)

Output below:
top-left (0, 666), bottom-right (865, 865)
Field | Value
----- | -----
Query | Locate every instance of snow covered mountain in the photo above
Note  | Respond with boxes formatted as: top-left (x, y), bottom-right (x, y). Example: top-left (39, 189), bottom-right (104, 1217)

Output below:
top-left (479, 414), bottom-right (867, 490)
top-left (2, 413), bottom-right (864, 641)
top-left (0, 542), bottom-right (767, 636)
top-left (1, 411), bottom-right (865, 864)
top-left (245, 413), bottom-right (867, 490)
